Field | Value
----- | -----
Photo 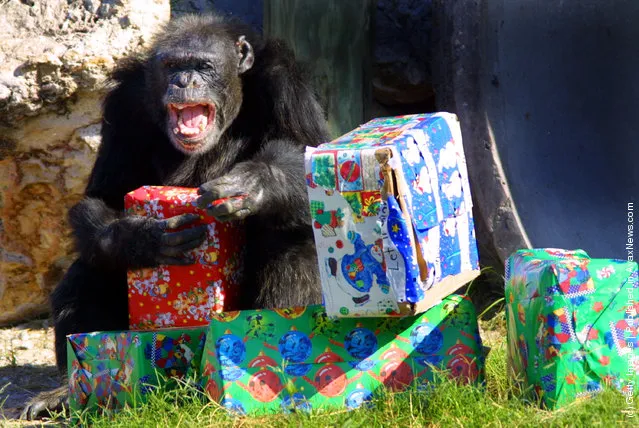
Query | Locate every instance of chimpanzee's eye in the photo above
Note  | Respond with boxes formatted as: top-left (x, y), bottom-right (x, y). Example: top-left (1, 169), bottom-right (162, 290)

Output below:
top-left (196, 61), bottom-right (214, 70)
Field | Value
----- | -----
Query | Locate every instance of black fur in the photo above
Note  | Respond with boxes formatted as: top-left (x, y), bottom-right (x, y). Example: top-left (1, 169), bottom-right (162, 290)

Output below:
top-left (21, 13), bottom-right (326, 420)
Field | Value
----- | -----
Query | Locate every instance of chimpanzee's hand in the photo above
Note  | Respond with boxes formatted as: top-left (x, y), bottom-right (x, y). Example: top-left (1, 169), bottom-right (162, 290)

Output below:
top-left (196, 162), bottom-right (269, 221)
top-left (101, 213), bottom-right (208, 268)
top-left (146, 213), bottom-right (208, 265)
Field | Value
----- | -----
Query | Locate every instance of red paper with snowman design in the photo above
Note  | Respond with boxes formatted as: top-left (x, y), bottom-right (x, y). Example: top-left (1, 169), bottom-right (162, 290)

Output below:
top-left (125, 186), bottom-right (245, 330)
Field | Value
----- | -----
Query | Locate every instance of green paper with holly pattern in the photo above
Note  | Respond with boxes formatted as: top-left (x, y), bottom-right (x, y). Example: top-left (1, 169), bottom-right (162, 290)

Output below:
top-left (67, 327), bottom-right (206, 416)
top-left (200, 294), bottom-right (484, 416)
top-left (505, 248), bottom-right (639, 410)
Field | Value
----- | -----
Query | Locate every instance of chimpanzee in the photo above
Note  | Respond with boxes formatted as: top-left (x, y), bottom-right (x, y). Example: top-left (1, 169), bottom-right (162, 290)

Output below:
top-left (21, 13), bottom-right (327, 419)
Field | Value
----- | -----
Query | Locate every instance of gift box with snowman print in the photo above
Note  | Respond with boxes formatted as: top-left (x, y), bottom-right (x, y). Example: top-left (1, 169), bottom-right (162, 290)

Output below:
top-left (305, 113), bottom-right (480, 317)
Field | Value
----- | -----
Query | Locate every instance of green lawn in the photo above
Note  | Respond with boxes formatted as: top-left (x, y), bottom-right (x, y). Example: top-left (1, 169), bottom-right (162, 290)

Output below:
top-left (58, 312), bottom-right (633, 428)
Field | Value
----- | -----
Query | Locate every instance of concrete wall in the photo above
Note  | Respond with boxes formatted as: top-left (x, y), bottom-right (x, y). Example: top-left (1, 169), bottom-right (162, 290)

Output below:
top-left (481, 0), bottom-right (638, 260)
top-left (434, 0), bottom-right (637, 266)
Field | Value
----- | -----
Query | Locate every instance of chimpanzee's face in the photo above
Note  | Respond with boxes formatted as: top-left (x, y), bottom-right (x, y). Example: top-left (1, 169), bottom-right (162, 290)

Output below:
top-left (147, 31), bottom-right (254, 155)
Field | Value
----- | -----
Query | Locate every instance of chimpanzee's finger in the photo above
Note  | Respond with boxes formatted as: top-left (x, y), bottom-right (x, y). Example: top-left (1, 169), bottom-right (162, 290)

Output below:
top-left (160, 225), bottom-right (207, 246)
top-left (156, 255), bottom-right (196, 266)
top-left (159, 235), bottom-right (207, 257)
top-left (205, 196), bottom-right (249, 217)
top-left (213, 208), bottom-right (252, 222)
top-left (161, 213), bottom-right (201, 230)
top-left (196, 186), bottom-right (244, 209)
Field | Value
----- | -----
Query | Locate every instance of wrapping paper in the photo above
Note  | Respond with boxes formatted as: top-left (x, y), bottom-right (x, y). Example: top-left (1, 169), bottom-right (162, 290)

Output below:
top-left (201, 294), bottom-right (485, 416)
top-left (505, 248), bottom-right (639, 409)
top-left (67, 327), bottom-right (206, 414)
top-left (305, 113), bottom-right (480, 317)
top-left (125, 186), bottom-right (245, 329)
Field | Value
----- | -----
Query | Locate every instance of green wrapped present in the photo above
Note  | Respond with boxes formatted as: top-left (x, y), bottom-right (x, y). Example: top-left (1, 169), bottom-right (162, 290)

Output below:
top-left (505, 248), bottom-right (639, 409)
top-left (67, 327), bottom-right (207, 415)
top-left (200, 294), bottom-right (484, 415)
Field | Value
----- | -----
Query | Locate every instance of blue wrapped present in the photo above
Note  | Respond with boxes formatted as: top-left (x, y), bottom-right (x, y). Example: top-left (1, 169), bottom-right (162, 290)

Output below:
top-left (305, 113), bottom-right (480, 317)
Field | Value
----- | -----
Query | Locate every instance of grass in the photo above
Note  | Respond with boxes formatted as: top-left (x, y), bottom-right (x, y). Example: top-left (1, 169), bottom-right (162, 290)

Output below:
top-left (25, 311), bottom-right (632, 428)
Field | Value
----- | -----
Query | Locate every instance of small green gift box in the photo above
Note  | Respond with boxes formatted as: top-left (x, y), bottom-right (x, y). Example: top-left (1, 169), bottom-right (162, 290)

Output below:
top-left (505, 248), bottom-right (639, 409)
top-left (67, 327), bottom-right (206, 415)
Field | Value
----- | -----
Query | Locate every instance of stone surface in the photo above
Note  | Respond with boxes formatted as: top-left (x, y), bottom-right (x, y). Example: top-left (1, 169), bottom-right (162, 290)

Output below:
top-left (0, 0), bottom-right (170, 326)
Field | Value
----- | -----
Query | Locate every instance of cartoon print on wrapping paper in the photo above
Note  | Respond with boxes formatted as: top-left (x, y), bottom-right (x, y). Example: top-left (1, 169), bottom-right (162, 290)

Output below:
top-left (244, 313), bottom-right (276, 341)
top-left (438, 217), bottom-right (463, 279)
top-left (442, 298), bottom-right (476, 332)
top-left (574, 381), bottom-right (604, 400)
top-left (127, 267), bottom-right (172, 298)
top-left (161, 187), bottom-right (196, 201)
top-left (371, 343), bottom-right (414, 391)
top-left (540, 373), bottom-right (556, 394)
top-left (538, 307), bottom-right (576, 362)
top-left (267, 325), bottom-right (373, 396)
top-left (205, 279), bottom-right (225, 312)
top-left (125, 202), bottom-right (147, 217)
top-left (397, 317), bottom-right (480, 385)
top-left (344, 384), bottom-right (374, 409)
top-left (309, 307), bottom-right (352, 388)
top-left (437, 139), bottom-right (465, 216)
top-left (195, 221), bottom-right (221, 265)
top-left (205, 322), bottom-right (297, 404)
top-left (144, 333), bottom-right (198, 378)
top-left (142, 197), bottom-right (165, 219)
top-left (132, 312), bottom-right (174, 329)
top-left (281, 392), bottom-right (312, 414)
top-left (340, 191), bottom-right (382, 224)
top-left (337, 150), bottom-right (364, 192)
top-left (115, 354), bottom-right (136, 385)
top-left (274, 306), bottom-right (307, 319)
top-left (92, 361), bottom-right (131, 409)
top-left (69, 359), bottom-right (92, 408)
top-left (398, 136), bottom-right (439, 229)
top-left (310, 306), bottom-right (341, 338)
top-left (325, 231), bottom-right (390, 307)
top-left (342, 192), bottom-right (364, 223)
top-left (278, 329), bottom-right (312, 376)
top-left (311, 151), bottom-right (337, 189)
top-left (205, 332), bottom-right (288, 404)
top-left (385, 194), bottom-right (423, 302)
top-left (310, 200), bottom-right (345, 237)
top-left (173, 284), bottom-right (223, 322)
top-left (548, 260), bottom-right (595, 301)
top-left (208, 312), bottom-right (360, 405)
top-left (97, 333), bottom-right (131, 361)
top-left (259, 328), bottom-right (313, 377)
top-left (605, 318), bottom-right (639, 357)
top-left (515, 335), bottom-right (529, 375)
top-left (306, 325), bottom-right (380, 372)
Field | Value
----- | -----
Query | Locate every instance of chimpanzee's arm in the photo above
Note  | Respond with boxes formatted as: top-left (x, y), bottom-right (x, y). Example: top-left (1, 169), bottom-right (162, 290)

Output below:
top-left (69, 62), bottom-right (207, 272)
top-left (196, 139), bottom-right (311, 229)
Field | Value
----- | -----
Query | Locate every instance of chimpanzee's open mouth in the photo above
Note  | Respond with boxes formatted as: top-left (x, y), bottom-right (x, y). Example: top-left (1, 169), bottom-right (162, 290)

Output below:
top-left (167, 103), bottom-right (216, 149)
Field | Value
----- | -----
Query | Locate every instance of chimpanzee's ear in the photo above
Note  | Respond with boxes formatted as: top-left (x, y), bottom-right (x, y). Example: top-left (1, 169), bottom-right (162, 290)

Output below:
top-left (236, 35), bottom-right (254, 74)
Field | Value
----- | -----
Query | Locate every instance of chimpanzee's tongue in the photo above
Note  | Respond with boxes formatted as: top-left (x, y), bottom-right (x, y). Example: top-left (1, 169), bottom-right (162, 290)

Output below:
top-left (178, 105), bottom-right (208, 135)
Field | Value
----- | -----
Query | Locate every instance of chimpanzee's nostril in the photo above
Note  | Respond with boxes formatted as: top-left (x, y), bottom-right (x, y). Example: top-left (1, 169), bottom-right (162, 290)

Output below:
top-left (177, 73), bottom-right (190, 88)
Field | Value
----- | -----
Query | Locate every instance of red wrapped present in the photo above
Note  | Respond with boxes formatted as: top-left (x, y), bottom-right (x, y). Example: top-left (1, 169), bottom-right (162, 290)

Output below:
top-left (125, 186), bottom-right (245, 330)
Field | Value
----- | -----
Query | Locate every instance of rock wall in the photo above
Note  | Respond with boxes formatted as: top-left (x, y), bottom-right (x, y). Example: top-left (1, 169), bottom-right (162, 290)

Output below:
top-left (0, 0), bottom-right (170, 326)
